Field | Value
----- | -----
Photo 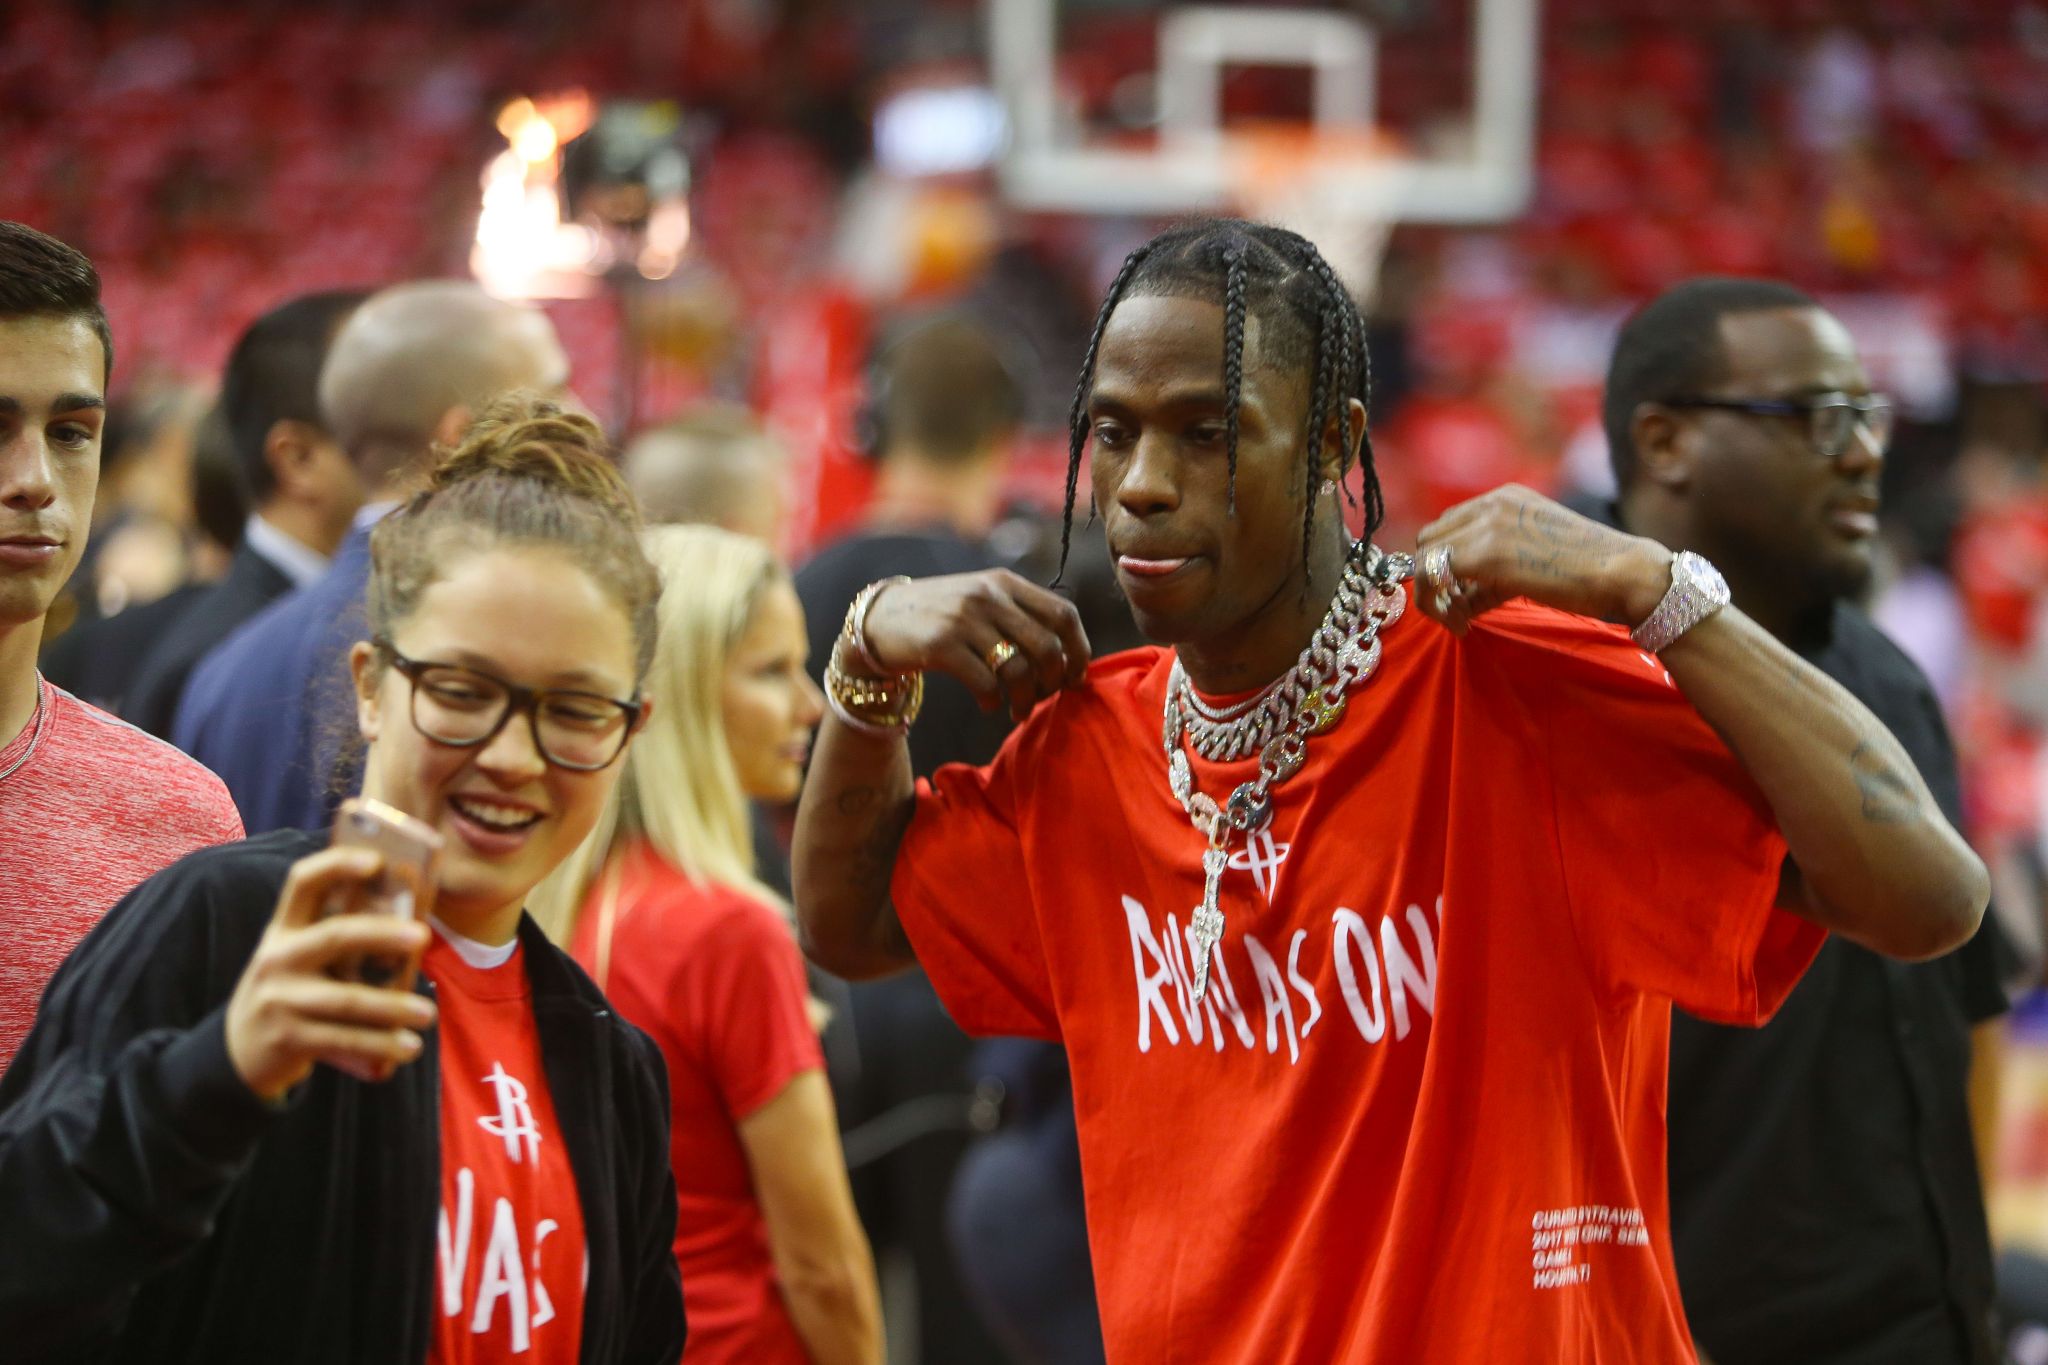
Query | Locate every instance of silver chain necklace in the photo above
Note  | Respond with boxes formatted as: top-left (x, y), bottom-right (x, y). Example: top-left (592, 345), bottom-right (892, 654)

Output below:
top-left (1162, 544), bottom-right (1412, 1000)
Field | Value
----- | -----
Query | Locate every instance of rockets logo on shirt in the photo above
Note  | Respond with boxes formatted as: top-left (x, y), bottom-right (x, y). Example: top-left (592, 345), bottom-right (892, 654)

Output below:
top-left (479, 1063), bottom-right (542, 1163)
top-left (1124, 890), bottom-right (1442, 1065)
top-left (1226, 829), bottom-right (1291, 901)
top-left (436, 1057), bottom-right (581, 1357)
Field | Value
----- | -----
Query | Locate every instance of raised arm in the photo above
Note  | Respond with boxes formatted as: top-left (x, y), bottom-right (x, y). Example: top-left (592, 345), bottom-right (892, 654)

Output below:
top-left (793, 570), bottom-right (1090, 981)
top-left (0, 847), bottom-right (435, 1351)
top-left (1416, 485), bottom-right (1988, 962)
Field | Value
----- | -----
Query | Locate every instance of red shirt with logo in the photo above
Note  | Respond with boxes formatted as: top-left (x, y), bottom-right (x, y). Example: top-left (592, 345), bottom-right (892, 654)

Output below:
top-left (426, 930), bottom-right (588, 1364)
top-left (892, 592), bottom-right (1821, 1364)
top-left (569, 845), bottom-right (825, 1364)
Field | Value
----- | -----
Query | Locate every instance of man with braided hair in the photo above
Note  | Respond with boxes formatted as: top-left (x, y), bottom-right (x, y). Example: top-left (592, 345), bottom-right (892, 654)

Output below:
top-left (794, 219), bottom-right (1987, 1361)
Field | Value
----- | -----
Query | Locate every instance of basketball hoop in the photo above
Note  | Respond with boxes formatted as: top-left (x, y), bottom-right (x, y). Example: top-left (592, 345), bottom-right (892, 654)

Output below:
top-left (1220, 123), bottom-right (1413, 310)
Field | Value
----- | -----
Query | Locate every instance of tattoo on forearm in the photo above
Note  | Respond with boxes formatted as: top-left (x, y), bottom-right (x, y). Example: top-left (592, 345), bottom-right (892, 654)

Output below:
top-left (1773, 648), bottom-right (1836, 702)
top-left (843, 793), bottom-right (914, 910)
top-left (837, 785), bottom-right (880, 817)
top-left (1849, 740), bottom-right (1921, 825)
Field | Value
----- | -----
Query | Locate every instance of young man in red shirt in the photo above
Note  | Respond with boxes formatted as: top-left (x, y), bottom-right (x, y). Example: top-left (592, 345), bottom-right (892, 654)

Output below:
top-left (0, 221), bottom-right (243, 1072)
top-left (793, 220), bottom-right (1989, 1362)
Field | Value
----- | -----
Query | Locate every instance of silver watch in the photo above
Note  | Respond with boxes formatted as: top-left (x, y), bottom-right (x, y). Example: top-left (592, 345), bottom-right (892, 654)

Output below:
top-left (1630, 550), bottom-right (1730, 653)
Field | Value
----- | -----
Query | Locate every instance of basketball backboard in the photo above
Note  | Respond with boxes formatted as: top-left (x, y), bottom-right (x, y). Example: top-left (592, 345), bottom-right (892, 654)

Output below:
top-left (986, 0), bottom-right (1539, 228)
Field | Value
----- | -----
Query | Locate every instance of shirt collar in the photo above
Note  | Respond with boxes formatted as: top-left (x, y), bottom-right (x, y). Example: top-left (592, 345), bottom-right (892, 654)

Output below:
top-left (352, 500), bottom-right (401, 532)
top-left (432, 916), bottom-right (520, 970)
top-left (241, 515), bottom-right (330, 591)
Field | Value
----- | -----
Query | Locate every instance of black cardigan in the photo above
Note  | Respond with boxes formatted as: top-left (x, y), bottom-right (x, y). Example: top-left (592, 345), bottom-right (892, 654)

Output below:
top-left (0, 828), bottom-right (685, 1364)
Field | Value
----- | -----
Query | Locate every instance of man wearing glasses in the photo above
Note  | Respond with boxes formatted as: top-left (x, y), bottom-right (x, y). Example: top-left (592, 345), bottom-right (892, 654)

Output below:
top-left (1587, 277), bottom-right (2006, 1363)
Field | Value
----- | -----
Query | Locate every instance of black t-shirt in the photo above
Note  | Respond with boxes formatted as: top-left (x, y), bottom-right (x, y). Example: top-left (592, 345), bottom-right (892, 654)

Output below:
top-left (794, 514), bottom-right (1145, 782)
top-left (795, 526), bottom-right (1017, 779)
top-left (1665, 598), bottom-right (2006, 1364)
top-left (1576, 495), bottom-right (2006, 1362)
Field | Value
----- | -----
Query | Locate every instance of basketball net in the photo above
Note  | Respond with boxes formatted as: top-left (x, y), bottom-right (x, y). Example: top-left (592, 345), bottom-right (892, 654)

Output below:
top-left (1221, 123), bottom-right (1410, 311)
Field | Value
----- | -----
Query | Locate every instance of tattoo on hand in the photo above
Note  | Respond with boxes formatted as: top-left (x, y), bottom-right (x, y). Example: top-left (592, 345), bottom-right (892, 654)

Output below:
top-left (1848, 740), bottom-right (1920, 825)
top-left (1513, 502), bottom-right (1611, 583)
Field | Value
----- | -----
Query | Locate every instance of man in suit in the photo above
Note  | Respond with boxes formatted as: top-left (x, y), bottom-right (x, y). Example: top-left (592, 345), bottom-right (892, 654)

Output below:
top-left (125, 291), bottom-right (367, 738)
top-left (172, 281), bottom-right (568, 833)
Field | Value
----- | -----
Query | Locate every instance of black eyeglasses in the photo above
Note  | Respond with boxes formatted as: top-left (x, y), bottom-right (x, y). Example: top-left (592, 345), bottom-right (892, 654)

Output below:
top-left (374, 637), bottom-right (642, 772)
top-left (1662, 392), bottom-right (1895, 461)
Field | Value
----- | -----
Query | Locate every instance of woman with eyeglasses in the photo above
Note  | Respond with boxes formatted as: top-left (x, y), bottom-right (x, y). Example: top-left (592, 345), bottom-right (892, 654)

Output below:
top-left (0, 394), bottom-right (684, 1365)
top-left (532, 525), bottom-right (881, 1365)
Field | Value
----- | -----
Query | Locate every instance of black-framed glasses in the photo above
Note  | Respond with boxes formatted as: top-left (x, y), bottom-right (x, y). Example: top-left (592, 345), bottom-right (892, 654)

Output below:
top-left (1662, 392), bottom-right (1895, 461)
top-left (374, 637), bottom-right (642, 772)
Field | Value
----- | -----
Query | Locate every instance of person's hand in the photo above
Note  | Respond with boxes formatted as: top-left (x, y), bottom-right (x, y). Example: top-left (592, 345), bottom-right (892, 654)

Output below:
top-left (1413, 485), bottom-right (1675, 636)
top-left (223, 846), bottom-right (437, 1102)
top-left (859, 570), bottom-right (1092, 722)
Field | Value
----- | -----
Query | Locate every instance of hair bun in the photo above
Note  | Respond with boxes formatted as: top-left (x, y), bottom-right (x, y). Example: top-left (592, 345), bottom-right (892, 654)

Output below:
top-left (427, 390), bottom-right (636, 522)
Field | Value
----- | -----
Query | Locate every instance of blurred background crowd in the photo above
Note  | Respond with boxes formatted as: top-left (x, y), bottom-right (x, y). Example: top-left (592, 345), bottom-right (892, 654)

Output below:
top-left (17, 0), bottom-right (2048, 1358)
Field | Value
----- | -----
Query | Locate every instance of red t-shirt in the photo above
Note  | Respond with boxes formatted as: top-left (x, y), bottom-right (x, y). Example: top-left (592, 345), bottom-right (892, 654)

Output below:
top-left (0, 676), bottom-right (243, 1070)
top-left (569, 845), bottom-right (825, 1365)
top-left (427, 931), bottom-right (588, 1364)
top-left (893, 592), bottom-right (1821, 1364)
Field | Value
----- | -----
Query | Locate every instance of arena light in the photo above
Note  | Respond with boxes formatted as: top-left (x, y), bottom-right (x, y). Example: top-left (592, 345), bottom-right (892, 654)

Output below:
top-left (472, 92), bottom-right (603, 300)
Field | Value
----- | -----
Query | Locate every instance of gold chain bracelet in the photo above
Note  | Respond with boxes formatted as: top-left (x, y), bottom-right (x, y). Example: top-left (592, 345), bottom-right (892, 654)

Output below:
top-left (825, 577), bottom-right (924, 734)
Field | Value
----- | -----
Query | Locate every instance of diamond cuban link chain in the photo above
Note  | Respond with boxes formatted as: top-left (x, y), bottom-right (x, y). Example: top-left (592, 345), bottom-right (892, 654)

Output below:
top-left (1163, 543), bottom-right (1413, 1000)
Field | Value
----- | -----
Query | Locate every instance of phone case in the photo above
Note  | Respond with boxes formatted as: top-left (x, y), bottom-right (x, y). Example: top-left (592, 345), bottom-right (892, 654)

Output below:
top-left (327, 797), bottom-right (444, 989)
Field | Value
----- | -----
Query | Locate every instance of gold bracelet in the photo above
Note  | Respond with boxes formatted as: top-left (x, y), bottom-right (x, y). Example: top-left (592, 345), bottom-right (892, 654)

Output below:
top-left (841, 575), bottom-right (910, 675)
top-left (826, 635), bottom-right (925, 733)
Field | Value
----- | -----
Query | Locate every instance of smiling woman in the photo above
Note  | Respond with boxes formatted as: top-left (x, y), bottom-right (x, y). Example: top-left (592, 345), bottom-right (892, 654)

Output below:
top-left (0, 392), bottom-right (688, 1365)
top-left (532, 525), bottom-right (879, 1365)
top-left (350, 397), bottom-right (660, 947)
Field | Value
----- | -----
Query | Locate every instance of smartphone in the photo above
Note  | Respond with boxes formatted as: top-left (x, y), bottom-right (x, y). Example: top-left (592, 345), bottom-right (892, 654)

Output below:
top-left (325, 797), bottom-right (443, 991)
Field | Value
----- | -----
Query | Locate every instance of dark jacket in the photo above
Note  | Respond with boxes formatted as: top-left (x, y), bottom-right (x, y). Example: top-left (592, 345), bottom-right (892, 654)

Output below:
top-left (0, 829), bottom-right (686, 1365)
top-left (125, 540), bottom-right (294, 740)
top-left (173, 526), bottom-right (371, 834)
top-left (38, 582), bottom-right (209, 717)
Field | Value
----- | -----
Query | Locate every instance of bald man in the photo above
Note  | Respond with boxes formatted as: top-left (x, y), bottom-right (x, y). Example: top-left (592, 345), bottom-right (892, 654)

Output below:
top-left (172, 282), bottom-right (568, 833)
top-left (623, 402), bottom-right (786, 542)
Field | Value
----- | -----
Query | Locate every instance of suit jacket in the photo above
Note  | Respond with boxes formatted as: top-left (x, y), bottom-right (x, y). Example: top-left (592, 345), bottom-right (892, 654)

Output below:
top-left (172, 526), bottom-right (371, 835)
top-left (38, 585), bottom-right (210, 718)
top-left (125, 542), bottom-right (295, 740)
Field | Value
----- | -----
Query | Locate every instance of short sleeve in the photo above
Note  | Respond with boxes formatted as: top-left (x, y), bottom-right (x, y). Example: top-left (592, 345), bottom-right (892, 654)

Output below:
top-left (890, 719), bottom-right (1061, 1041)
top-left (1469, 605), bottom-right (1821, 1025)
top-left (676, 899), bottom-right (825, 1122)
top-left (1900, 682), bottom-right (2014, 1022)
top-left (196, 775), bottom-right (246, 847)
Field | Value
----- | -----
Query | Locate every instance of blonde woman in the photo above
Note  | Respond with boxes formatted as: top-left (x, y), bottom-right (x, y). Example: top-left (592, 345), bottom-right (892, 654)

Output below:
top-left (536, 525), bottom-right (881, 1365)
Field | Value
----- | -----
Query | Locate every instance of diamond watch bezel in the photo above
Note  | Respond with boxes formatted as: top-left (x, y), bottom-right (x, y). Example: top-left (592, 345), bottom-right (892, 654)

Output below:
top-left (1630, 550), bottom-right (1730, 654)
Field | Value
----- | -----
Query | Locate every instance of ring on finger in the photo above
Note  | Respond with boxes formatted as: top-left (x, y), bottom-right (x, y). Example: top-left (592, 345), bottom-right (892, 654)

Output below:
top-left (1423, 545), bottom-right (1454, 615)
top-left (985, 639), bottom-right (1020, 672)
top-left (1423, 544), bottom-right (1452, 592)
